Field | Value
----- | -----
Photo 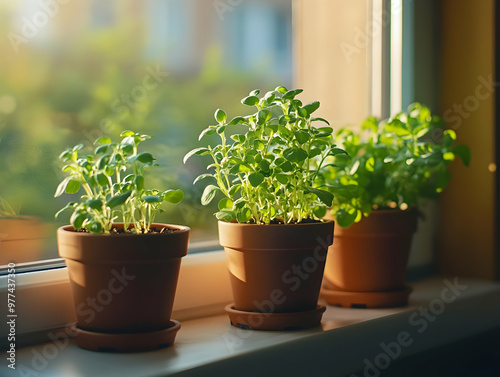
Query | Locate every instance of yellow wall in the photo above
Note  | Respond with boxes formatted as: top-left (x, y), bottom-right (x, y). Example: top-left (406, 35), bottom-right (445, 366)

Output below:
top-left (439, 0), bottom-right (496, 279)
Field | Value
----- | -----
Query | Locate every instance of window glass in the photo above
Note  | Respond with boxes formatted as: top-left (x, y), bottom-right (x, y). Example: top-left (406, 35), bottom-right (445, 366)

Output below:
top-left (0, 0), bottom-right (293, 265)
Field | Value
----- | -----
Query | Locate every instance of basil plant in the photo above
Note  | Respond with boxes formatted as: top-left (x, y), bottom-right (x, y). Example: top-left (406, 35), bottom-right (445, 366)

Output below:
top-left (55, 131), bottom-right (183, 233)
top-left (322, 103), bottom-right (470, 227)
top-left (184, 86), bottom-right (348, 225)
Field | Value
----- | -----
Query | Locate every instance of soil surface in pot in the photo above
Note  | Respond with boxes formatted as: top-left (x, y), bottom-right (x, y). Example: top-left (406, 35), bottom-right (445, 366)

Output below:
top-left (74, 226), bottom-right (180, 234)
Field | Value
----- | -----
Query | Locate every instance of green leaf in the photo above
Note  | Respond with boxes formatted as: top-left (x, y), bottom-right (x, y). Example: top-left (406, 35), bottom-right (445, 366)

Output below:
top-left (307, 187), bottom-right (334, 207)
top-left (134, 175), bottom-right (145, 191)
top-left (55, 202), bottom-right (77, 218)
top-left (215, 108), bottom-right (227, 123)
top-left (442, 129), bottom-right (457, 147)
top-left (294, 131), bottom-right (310, 144)
top-left (54, 177), bottom-right (71, 197)
top-left (228, 116), bottom-right (248, 126)
top-left (183, 147), bottom-right (210, 164)
top-left (96, 173), bottom-right (109, 187)
top-left (70, 211), bottom-right (87, 230)
top-left (257, 109), bottom-right (272, 125)
top-left (259, 159), bottom-right (271, 172)
top-left (229, 185), bottom-right (241, 196)
top-left (59, 150), bottom-right (72, 161)
top-left (201, 185), bottom-right (219, 205)
top-left (89, 222), bottom-right (102, 233)
top-left (87, 199), bottom-right (103, 210)
top-left (143, 195), bottom-right (161, 204)
top-left (216, 210), bottom-right (236, 222)
top-left (313, 206), bottom-right (327, 219)
top-left (275, 86), bottom-right (288, 94)
top-left (365, 157), bottom-right (375, 172)
top-left (236, 207), bottom-right (252, 223)
top-left (276, 173), bottom-right (289, 184)
top-left (229, 164), bottom-right (251, 174)
top-left (106, 190), bottom-right (131, 208)
top-left (199, 127), bottom-right (216, 140)
top-left (443, 152), bottom-right (455, 161)
top-left (163, 189), bottom-right (184, 203)
top-left (283, 148), bottom-right (308, 163)
top-left (193, 174), bottom-right (214, 185)
top-left (218, 198), bottom-right (233, 210)
top-left (385, 119), bottom-right (411, 136)
top-left (94, 145), bottom-right (108, 155)
top-left (120, 130), bottom-right (135, 137)
top-left (335, 208), bottom-right (358, 228)
top-left (97, 154), bottom-right (110, 170)
top-left (329, 147), bottom-right (348, 156)
top-left (66, 180), bottom-right (81, 194)
top-left (311, 117), bottom-right (330, 125)
top-left (361, 117), bottom-right (378, 132)
top-left (280, 161), bottom-right (294, 172)
top-left (302, 101), bottom-right (320, 116)
top-left (248, 172), bottom-right (265, 187)
top-left (241, 96), bottom-right (259, 106)
top-left (453, 145), bottom-right (470, 167)
top-left (95, 136), bottom-right (112, 145)
top-left (136, 152), bottom-right (155, 164)
top-left (297, 107), bottom-right (308, 118)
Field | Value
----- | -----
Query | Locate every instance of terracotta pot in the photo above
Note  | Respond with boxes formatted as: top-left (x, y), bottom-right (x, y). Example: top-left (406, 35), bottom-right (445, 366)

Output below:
top-left (57, 223), bottom-right (189, 333)
top-left (0, 217), bottom-right (44, 265)
top-left (324, 209), bottom-right (417, 292)
top-left (218, 221), bottom-right (334, 313)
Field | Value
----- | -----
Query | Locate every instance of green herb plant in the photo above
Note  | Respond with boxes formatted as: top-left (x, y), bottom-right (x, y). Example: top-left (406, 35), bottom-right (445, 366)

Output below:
top-left (184, 86), bottom-right (348, 224)
top-left (0, 197), bottom-right (19, 219)
top-left (324, 103), bottom-right (470, 227)
top-left (55, 131), bottom-right (184, 233)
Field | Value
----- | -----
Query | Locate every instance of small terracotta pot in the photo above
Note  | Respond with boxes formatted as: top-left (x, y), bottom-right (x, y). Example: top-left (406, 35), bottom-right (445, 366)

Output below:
top-left (57, 223), bottom-right (189, 334)
top-left (0, 217), bottom-right (44, 265)
top-left (218, 221), bottom-right (334, 313)
top-left (324, 209), bottom-right (417, 292)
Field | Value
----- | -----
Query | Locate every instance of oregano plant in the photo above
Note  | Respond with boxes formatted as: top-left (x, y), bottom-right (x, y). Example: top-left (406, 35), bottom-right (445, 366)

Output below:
top-left (322, 103), bottom-right (470, 227)
top-left (55, 131), bottom-right (184, 233)
top-left (184, 86), bottom-right (348, 224)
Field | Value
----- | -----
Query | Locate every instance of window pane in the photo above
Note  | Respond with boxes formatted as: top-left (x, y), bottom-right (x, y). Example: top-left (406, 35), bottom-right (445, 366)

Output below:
top-left (0, 0), bottom-right (292, 265)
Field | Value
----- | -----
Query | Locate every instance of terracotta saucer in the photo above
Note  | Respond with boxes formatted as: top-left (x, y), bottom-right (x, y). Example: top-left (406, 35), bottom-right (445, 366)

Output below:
top-left (73, 320), bottom-right (181, 352)
top-left (225, 304), bottom-right (326, 331)
top-left (321, 284), bottom-right (412, 308)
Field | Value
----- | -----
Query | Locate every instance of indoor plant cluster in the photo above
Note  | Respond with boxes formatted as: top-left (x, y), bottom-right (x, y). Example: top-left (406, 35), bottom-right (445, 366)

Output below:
top-left (319, 103), bottom-right (470, 307)
top-left (55, 92), bottom-right (469, 351)
top-left (185, 86), bottom-right (347, 329)
top-left (324, 103), bottom-right (470, 227)
top-left (55, 131), bottom-right (188, 352)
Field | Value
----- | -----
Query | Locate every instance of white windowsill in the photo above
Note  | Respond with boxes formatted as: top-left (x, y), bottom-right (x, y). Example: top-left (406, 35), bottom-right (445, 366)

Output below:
top-left (9, 277), bottom-right (500, 377)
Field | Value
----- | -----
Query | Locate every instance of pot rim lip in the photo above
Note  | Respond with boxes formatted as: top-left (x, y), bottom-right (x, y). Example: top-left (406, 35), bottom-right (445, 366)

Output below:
top-left (218, 220), bottom-right (334, 227)
top-left (58, 223), bottom-right (190, 237)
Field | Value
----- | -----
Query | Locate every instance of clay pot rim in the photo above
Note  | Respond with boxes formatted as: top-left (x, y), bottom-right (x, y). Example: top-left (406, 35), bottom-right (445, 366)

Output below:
top-left (58, 223), bottom-right (190, 238)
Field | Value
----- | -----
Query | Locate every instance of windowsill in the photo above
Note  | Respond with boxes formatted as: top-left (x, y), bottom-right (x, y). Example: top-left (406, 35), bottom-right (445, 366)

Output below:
top-left (12, 277), bottom-right (500, 377)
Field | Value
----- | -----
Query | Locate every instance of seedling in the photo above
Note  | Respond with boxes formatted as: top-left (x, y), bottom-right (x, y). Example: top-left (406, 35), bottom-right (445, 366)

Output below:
top-left (55, 131), bottom-right (183, 233)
